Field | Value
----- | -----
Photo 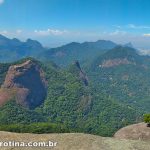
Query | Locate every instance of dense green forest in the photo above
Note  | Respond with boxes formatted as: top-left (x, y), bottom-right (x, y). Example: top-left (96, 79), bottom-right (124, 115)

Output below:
top-left (0, 53), bottom-right (143, 136)
top-left (0, 122), bottom-right (69, 134)
top-left (87, 46), bottom-right (150, 113)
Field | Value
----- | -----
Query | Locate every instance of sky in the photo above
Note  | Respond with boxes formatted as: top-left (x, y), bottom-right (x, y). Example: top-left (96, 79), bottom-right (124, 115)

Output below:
top-left (0, 0), bottom-right (150, 49)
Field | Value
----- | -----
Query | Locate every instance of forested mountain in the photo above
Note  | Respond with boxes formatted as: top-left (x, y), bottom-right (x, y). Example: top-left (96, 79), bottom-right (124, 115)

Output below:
top-left (0, 58), bottom-right (139, 136)
top-left (88, 46), bottom-right (150, 113)
top-left (0, 35), bottom-right (118, 65)
top-left (39, 40), bottom-right (117, 66)
top-left (0, 35), bottom-right (46, 62)
top-left (0, 36), bottom-right (150, 137)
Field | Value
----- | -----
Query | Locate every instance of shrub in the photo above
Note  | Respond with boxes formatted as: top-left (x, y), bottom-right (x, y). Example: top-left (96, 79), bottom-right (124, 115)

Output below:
top-left (144, 114), bottom-right (150, 127)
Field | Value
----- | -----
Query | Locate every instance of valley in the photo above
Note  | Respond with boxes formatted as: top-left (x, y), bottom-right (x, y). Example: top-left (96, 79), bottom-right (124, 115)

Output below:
top-left (1, 0), bottom-right (150, 149)
top-left (0, 35), bottom-right (149, 137)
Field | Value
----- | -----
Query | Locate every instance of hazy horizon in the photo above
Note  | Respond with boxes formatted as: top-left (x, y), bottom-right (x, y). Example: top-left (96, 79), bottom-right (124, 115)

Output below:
top-left (0, 0), bottom-right (150, 50)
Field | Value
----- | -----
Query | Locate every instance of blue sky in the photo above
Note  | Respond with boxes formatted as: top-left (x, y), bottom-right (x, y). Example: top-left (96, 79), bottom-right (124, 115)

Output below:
top-left (0, 0), bottom-right (150, 49)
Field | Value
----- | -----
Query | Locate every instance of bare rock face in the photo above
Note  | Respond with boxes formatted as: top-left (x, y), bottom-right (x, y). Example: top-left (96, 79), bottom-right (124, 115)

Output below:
top-left (114, 122), bottom-right (150, 141)
top-left (74, 61), bottom-right (88, 86)
top-left (99, 58), bottom-right (134, 68)
top-left (0, 60), bottom-right (47, 109)
top-left (0, 132), bottom-right (150, 150)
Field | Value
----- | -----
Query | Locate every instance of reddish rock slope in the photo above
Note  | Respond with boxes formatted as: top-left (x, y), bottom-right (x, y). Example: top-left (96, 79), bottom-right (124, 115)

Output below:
top-left (0, 60), bottom-right (47, 109)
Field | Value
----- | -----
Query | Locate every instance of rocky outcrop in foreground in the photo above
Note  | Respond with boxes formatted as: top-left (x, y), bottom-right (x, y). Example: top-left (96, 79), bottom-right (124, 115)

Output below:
top-left (114, 122), bottom-right (150, 141)
top-left (0, 132), bottom-right (150, 150)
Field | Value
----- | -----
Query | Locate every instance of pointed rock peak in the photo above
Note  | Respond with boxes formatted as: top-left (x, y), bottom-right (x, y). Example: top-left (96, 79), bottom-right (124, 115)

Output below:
top-left (69, 42), bottom-right (80, 45)
top-left (26, 38), bottom-right (43, 47)
top-left (96, 40), bottom-right (111, 43)
top-left (73, 60), bottom-right (81, 70)
top-left (105, 46), bottom-right (138, 58)
top-left (26, 38), bottom-right (33, 42)
top-left (12, 59), bottom-right (33, 69)
top-left (124, 42), bottom-right (133, 48)
top-left (26, 38), bottom-right (37, 44)
top-left (12, 38), bottom-right (21, 42)
top-left (70, 61), bottom-right (88, 86)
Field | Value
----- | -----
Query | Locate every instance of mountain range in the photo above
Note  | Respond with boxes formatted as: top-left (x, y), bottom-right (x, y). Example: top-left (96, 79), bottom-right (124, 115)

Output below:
top-left (0, 34), bottom-right (150, 137)
top-left (0, 34), bottom-right (136, 66)
top-left (0, 34), bottom-right (45, 62)
top-left (0, 34), bottom-right (118, 64)
top-left (39, 40), bottom-right (117, 66)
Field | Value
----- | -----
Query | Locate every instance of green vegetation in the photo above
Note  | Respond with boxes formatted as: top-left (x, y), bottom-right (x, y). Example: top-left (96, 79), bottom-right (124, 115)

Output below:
top-left (0, 122), bottom-right (69, 134)
top-left (0, 35), bottom-right (46, 62)
top-left (144, 114), bottom-right (150, 127)
top-left (0, 100), bottom-right (45, 124)
top-left (40, 40), bottom-right (116, 66)
top-left (0, 48), bottom-right (147, 136)
top-left (87, 46), bottom-right (150, 113)
top-left (0, 63), bottom-right (10, 85)
top-left (0, 36), bottom-right (149, 137)
top-left (36, 60), bottom-right (140, 136)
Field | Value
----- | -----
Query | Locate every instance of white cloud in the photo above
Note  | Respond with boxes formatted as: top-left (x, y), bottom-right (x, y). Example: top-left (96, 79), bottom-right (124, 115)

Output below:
top-left (16, 29), bottom-right (22, 34)
top-left (0, 29), bottom-right (24, 39)
top-left (109, 30), bottom-right (127, 36)
top-left (127, 24), bottom-right (150, 29)
top-left (143, 33), bottom-right (150, 37)
top-left (114, 24), bottom-right (150, 30)
top-left (0, 0), bottom-right (4, 5)
top-left (34, 29), bottom-right (69, 36)
top-left (113, 25), bottom-right (122, 29)
top-left (138, 49), bottom-right (150, 55)
top-left (0, 30), bottom-right (8, 35)
top-left (0, 29), bottom-right (23, 35)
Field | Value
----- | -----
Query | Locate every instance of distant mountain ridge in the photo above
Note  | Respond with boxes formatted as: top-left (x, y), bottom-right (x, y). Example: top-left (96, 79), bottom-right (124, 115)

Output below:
top-left (0, 34), bottom-right (46, 62)
top-left (123, 42), bottom-right (134, 48)
top-left (92, 46), bottom-right (149, 69)
top-left (0, 35), bottom-right (148, 137)
top-left (0, 34), bottom-right (118, 64)
top-left (0, 34), bottom-right (137, 67)
top-left (40, 40), bottom-right (117, 66)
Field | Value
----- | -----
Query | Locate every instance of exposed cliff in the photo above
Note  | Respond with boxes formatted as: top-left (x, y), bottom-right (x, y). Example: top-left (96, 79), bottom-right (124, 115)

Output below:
top-left (99, 58), bottom-right (133, 68)
top-left (0, 60), bottom-right (47, 109)
top-left (69, 61), bottom-right (88, 86)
